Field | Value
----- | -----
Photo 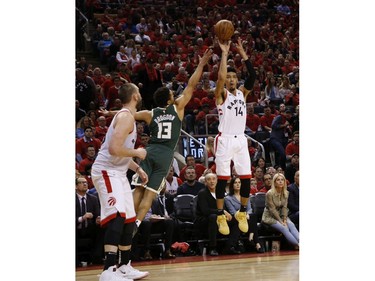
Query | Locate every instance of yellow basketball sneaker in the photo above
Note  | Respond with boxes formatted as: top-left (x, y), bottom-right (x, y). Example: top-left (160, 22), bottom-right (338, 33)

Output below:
top-left (235, 211), bottom-right (249, 233)
top-left (217, 214), bottom-right (230, 235)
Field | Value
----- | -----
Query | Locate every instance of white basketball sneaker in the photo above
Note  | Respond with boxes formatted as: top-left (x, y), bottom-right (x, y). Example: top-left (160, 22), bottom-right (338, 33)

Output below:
top-left (99, 265), bottom-right (133, 281)
top-left (118, 261), bottom-right (149, 280)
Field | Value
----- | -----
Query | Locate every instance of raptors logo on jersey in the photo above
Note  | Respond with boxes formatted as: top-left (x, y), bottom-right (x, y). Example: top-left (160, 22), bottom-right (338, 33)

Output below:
top-left (217, 89), bottom-right (246, 135)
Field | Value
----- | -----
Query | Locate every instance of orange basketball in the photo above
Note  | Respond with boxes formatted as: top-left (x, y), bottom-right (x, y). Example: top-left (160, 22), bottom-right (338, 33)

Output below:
top-left (214, 20), bottom-right (234, 42)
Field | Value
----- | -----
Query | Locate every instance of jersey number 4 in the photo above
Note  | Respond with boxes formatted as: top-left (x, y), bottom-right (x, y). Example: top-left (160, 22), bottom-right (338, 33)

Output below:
top-left (157, 122), bottom-right (172, 139)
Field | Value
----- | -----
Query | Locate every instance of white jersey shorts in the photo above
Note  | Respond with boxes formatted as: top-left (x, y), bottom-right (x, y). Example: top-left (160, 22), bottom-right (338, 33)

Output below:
top-left (214, 133), bottom-right (252, 180)
top-left (91, 168), bottom-right (136, 227)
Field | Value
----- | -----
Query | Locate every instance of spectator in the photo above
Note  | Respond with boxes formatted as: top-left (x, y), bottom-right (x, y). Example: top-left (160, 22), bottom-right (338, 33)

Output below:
top-left (105, 76), bottom-right (124, 110)
top-left (225, 176), bottom-right (264, 253)
top-left (78, 145), bottom-right (97, 175)
top-left (76, 115), bottom-right (95, 139)
top-left (76, 68), bottom-right (97, 112)
top-left (75, 176), bottom-right (104, 265)
top-left (287, 171), bottom-right (299, 229)
top-left (253, 166), bottom-right (265, 193)
top-left (262, 173), bottom-right (299, 249)
top-left (134, 28), bottom-right (151, 45)
top-left (269, 110), bottom-right (293, 170)
top-left (135, 58), bottom-right (163, 110)
top-left (76, 100), bottom-right (87, 124)
top-left (260, 105), bottom-right (276, 133)
top-left (195, 173), bottom-right (241, 256)
top-left (165, 166), bottom-right (183, 197)
top-left (176, 166), bottom-right (205, 196)
top-left (76, 126), bottom-right (102, 163)
top-left (285, 131), bottom-right (299, 161)
top-left (246, 103), bottom-right (261, 137)
top-left (95, 116), bottom-right (108, 142)
top-left (179, 154), bottom-right (207, 182)
top-left (285, 154), bottom-right (299, 184)
top-left (265, 76), bottom-right (283, 105)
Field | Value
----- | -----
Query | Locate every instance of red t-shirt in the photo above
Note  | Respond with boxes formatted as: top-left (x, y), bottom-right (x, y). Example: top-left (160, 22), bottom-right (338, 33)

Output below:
top-left (246, 114), bottom-right (261, 132)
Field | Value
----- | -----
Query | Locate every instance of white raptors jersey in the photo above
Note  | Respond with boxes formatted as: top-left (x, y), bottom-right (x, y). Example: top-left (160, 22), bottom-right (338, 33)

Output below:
top-left (217, 89), bottom-right (247, 135)
top-left (165, 177), bottom-right (179, 196)
top-left (93, 108), bottom-right (136, 173)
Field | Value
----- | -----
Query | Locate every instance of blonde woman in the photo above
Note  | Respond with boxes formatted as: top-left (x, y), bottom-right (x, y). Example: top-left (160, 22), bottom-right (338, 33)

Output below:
top-left (262, 173), bottom-right (299, 248)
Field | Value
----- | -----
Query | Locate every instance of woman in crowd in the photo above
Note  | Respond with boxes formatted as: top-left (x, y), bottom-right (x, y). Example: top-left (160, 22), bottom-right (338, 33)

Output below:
top-left (225, 176), bottom-right (265, 253)
top-left (261, 173), bottom-right (299, 249)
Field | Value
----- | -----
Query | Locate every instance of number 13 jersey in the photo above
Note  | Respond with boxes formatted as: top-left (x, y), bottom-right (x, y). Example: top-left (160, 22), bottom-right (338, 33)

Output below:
top-left (149, 104), bottom-right (181, 148)
top-left (217, 89), bottom-right (247, 135)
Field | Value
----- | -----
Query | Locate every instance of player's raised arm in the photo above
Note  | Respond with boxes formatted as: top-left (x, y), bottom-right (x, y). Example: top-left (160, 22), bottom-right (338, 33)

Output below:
top-left (235, 38), bottom-right (256, 99)
top-left (214, 40), bottom-right (231, 105)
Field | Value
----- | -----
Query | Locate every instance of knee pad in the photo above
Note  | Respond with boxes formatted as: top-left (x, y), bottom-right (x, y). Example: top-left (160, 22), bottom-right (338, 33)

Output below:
top-left (240, 178), bottom-right (250, 198)
top-left (215, 179), bottom-right (227, 199)
top-left (119, 222), bottom-right (135, 246)
top-left (104, 214), bottom-right (125, 246)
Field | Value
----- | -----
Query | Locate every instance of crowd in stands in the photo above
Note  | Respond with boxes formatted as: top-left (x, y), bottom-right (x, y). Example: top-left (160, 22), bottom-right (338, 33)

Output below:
top-left (76, 0), bottom-right (299, 266)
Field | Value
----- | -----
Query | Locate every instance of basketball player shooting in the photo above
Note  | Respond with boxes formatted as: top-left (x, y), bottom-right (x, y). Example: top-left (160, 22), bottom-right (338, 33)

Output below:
top-left (213, 38), bottom-right (256, 235)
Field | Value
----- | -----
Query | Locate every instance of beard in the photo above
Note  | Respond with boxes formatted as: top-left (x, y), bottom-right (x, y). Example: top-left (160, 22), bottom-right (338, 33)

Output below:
top-left (136, 98), bottom-right (143, 111)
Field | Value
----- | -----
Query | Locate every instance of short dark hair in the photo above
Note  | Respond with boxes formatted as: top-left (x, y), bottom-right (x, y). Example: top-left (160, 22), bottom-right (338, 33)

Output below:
top-left (153, 87), bottom-right (170, 107)
top-left (227, 66), bottom-right (237, 74)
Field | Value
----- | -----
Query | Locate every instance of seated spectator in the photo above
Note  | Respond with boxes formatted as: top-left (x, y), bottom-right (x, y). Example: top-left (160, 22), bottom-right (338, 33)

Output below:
top-left (76, 126), bottom-right (102, 163)
top-left (260, 105), bottom-right (276, 133)
top-left (253, 166), bottom-right (265, 192)
top-left (285, 154), bottom-right (299, 184)
top-left (75, 176), bottom-right (104, 265)
top-left (246, 103), bottom-right (261, 137)
top-left (179, 154), bottom-right (207, 182)
top-left (94, 116), bottom-right (108, 142)
top-left (225, 177), bottom-right (264, 253)
top-left (287, 171), bottom-right (299, 229)
top-left (259, 173), bottom-right (272, 193)
top-left (285, 131), bottom-right (299, 161)
top-left (195, 104), bottom-right (219, 134)
top-left (136, 186), bottom-right (176, 260)
top-left (165, 166), bottom-right (183, 197)
top-left (195, 173), bottom-right (242, 256)
top-left (262, 173), bottom-right (299, 249)
top-left (78, 145), bottom-right (97, 175)
top-left (265, 76), bottom-right (283, 105)
top-left (76, 115), bottom-right (95, 139)
top-left (177, 166), bottom-right (205, 196)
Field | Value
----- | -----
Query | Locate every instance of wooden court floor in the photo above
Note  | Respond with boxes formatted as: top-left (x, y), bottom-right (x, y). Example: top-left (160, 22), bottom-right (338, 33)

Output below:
top-left (76, 251), bottom-right (299, 281)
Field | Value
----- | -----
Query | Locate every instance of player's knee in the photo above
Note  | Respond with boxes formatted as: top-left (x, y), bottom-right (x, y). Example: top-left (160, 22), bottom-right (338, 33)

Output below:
top-left (215, 179), bottom-right (227, 199)
top-left (240, 178), bottom-right (250, 198)
top-left (104, 214), bottom-right (125, 246)
top-left (120, 222), bottom-right (135, 246)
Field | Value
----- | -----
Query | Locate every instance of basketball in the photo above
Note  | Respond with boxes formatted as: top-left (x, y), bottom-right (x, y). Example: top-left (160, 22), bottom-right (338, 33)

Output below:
top-left (214, 20), bottom-right (234, 43)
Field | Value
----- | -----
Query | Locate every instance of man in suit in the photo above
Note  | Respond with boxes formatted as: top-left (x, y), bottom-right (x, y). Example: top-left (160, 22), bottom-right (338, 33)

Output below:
top-left (287, 170), bottom-right (299, 229)
top-left (194, 173), bottom-right (241, 256)
top-left (75, 176), bottom-right (104, 265)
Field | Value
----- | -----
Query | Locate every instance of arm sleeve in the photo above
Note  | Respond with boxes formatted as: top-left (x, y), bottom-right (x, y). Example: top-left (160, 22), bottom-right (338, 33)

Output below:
top-left (243, 59), bottom-right (256, 91)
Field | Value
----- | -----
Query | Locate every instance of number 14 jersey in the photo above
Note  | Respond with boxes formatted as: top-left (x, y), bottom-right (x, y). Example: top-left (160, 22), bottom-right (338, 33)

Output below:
top-left (217, 89), bottom-right (247, 135)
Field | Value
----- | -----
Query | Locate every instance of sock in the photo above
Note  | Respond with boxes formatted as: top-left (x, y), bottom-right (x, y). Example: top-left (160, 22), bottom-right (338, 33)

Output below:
top-left (217, 209), bottom-right (224, 215)
top-left (240, 205), bottom-right (247, 212)
top-left (103, 251), bottom-right (117, 270)
top-left (119, 249), bottom-right (131, 267)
